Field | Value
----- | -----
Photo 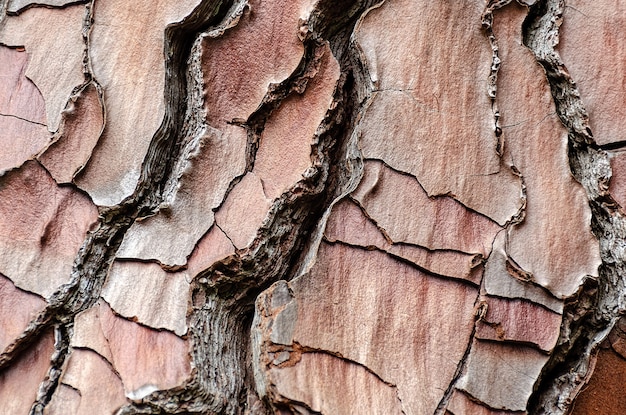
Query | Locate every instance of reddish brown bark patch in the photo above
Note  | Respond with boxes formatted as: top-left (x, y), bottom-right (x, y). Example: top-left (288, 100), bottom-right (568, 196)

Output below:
top-left (560, 0), bottom-right (626, 146)
top-left (39, 82), bottom-right (104, 184)
top-left (0, 273), bottom-right (46, 352)
top-left (288, 242), bottom-right (478, 414)
top-left (475, 296), bottom-right (562, 352)
top-left (352, 160), bottom-right (501, 256)
top-left (56, 348), bottom-right (128, 414)
top-left (0, 46), bottom-right (50, 172)
top-left (570, 346), bottom-right (626, 415)
top-left (0, 161), bottom-right (99, 297)
top-left (0, 330), bottom-right (54, 414)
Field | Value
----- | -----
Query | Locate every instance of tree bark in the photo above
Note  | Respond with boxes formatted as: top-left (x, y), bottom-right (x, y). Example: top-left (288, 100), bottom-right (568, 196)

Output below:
top-left (1, 0), bottom-right (626, 414)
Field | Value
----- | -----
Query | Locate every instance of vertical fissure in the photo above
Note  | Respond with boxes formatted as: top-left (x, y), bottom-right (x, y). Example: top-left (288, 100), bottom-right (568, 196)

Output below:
top-left (522, 1), bottom-right (626, 413)
top-left (0, 1), bottom-right (241, 412)
top-left (115, 1), bottom-right (384, 414)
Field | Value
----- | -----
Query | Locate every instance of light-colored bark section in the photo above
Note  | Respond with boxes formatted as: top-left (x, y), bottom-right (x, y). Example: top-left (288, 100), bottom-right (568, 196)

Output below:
top-left (475, 295), bottom-right (561, 352)
top-left (263, 242), bottom-right (478, 415)
top-left (43, 384), bottom-right (81, 415)
top-left (39, 82), bottom-right (104, 184)
top-left (215, 43), bottom-right (339, 248)
top-left (51, 348), bottom-right (127, 415)
top-left (0, 45), bottom-right (50, 172)
top-left (0, 331), bottom-right (54, 414)
top-left (483, 232), bottom-right (564, 314)
top-left (72, 301), bottom-right (190, 400)
top-left (214, 172), bottom-right (272, 249)
top-left (101, 261), bottom-right (190, 336)
top-left (0, 4), bottom-right (84, 133)
top-left (325, 198), bottom-right (484, 283)
top-left (117, 124), bottom-right (246, 265)
top-left (457, 340), bottom-right (548, 411)
top-left (75, 0), bottom-right (202, 206)
top-left (495, 4), bottom-right (600, 298)
top-left (352, 160), bottom-right (501, 256)
top-left (447, 389), bottom-right (519, 415)
top-left (0, 46), bottom-right (46, 124)
top-left (106, 224), bottom-right (234, 334)
top-left (200, 0), bottom-right (312, 125)
top-left (0, 161), bottom-right (98, 298)
top-left (559, 0), bottom-right (626, 146)
top-left (253, 43), bottom-right (340, 200)
top-left (356, 0), bottom-right (523, 226)
top-left (270, 353), bottom-right (405, 414)
top-left (0, 274), bottom-right (46, 352)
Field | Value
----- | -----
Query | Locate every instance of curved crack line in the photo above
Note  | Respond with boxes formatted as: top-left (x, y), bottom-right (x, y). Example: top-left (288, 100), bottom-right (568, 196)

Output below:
top-left (0, 112), bottom-right (47, 126)
top-left (270, 347), bottom-right (408, 415)
top-left (6, 0), bottom-right (89, 16)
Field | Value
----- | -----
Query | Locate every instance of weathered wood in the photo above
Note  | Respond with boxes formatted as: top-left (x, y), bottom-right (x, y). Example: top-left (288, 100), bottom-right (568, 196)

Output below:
top-left (2, 0), bottom-right (626, 414)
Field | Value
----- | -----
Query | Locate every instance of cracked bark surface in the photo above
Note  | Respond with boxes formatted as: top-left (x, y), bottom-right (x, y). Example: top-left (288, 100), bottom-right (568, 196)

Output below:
top-left (1, 0), bottom-right (626, 414)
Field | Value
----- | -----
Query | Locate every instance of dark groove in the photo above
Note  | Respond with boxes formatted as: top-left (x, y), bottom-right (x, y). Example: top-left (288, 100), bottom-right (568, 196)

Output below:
top-left (599, 140), bottom-right (626, 152)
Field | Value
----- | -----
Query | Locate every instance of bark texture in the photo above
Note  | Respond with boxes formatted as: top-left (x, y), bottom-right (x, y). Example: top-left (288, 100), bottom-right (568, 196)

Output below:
top-left (1, 0), bottom-right (625, 414)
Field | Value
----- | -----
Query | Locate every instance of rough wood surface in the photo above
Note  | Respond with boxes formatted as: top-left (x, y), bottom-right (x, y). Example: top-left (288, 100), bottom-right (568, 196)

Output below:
top-left (1, 0), bottom-right (625, 414)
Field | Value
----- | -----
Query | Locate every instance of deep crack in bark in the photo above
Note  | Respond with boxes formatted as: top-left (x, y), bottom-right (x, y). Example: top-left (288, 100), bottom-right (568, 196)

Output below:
top-left (522, 1), bottom-right (626, 413)
top-left (116, 1), bottom-right (383, 413)
top-left (0, 0), bottom-right (238, 411)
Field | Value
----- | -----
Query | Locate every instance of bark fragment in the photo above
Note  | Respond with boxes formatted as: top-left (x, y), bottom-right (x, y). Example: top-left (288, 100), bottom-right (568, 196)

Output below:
top-left (447, 389), bottom-right (522, 415)
top-left (324, 198), bottom-right (484, 283)
top-left (0, 45), bottom-right (49, 172)
top-left (269, 352), bottom-right (405, 414)
top-left (102, 261), bottom-right (190, 336)
top-left (0, 274), bottom-right (46, 352)
top-left (257, 242), bottom-right (478, 415)
top-left (494, 2), bottom-right (600, 299)
top-left (559, 0), bottom-right (626, 147)
top-left (38, 81), bottom-right (104, 184)
top-left (0, 161), bottom-right (98, 298)
top-left (0, 331), bottom-right (54, 414)
top-left (53, 348), bottom-right (127, 414)
top-left (72, 301), bottom-right (190, 399)
top-left (355, 0), bottom-right (523, 226)
top-left (457, 340), bottom-right (548, 412)
top-left (352, 160), bottom-right (502, 256)
top-left (0, 4), bottom-right (85, 132)
top-left (475, 295), bottom-right (561, 352)
top-left (75, 0), bottom-right (204, 205)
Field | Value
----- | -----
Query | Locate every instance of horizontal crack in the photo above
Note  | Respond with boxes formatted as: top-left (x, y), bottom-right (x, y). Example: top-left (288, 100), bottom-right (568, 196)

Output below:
top-left (0, 112), bottom-right (47, 126)
top-left (599, 140), bottom-right (626, 151)
top-left (6, 0), bottom-right (90, 16)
